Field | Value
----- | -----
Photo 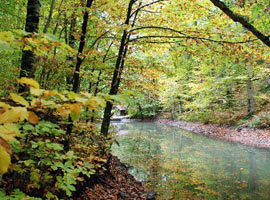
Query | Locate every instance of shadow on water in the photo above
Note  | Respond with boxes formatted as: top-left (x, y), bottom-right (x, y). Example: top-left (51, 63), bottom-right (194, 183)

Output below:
top-left (111, 122), bottom-right (270, 200)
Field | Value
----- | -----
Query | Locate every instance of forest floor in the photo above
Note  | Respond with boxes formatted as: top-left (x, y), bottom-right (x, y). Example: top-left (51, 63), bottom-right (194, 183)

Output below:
top-left (157, 119), bottom-right (270, 149)
top-left (78, 155), bottom-right (154, 200)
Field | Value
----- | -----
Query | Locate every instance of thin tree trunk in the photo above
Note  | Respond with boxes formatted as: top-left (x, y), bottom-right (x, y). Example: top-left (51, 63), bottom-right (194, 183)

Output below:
top-left (66, 15), bottom-right (77, 85)
top-left (246, 66), bottom-right (255, 116)
top-left (72, 0), bottom-right (93, 93)
top-left (65, 0), bottom-right (93, 151)
top-left (90, 42), bottom-right (113, 123)
top-left (53, 0), bottom-right (64, 35)
top-left (43, 0), bottom-right (56, 33)
top-left (100, 0), bottom-right (138, 137)
top-left (247, 78), bottom-right (255, 115)
top-left (178, 101), bottom-right (182, 115)
top-left (171, 101), bottom-right (176, 120)
top-left (19, 0), bottom-right (41, 93)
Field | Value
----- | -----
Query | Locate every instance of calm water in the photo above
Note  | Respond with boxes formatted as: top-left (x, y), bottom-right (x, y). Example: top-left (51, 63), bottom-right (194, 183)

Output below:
top-left (111, 122), bottom-right (270, 200)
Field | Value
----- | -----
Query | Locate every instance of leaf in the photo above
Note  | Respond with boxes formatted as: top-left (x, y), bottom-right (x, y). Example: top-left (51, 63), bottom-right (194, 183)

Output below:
top-left (0, 145), bottom-right (11, 174)
top-left (56, 105), bottom-right (70, 117)
top-left (10, 93), bottom-right (29, 107)
top-left (0, 107), bottom-right (28, 124)
top-left (0, 109), bottom-right (20, 124)
top-left (30, 88), bottom-right (44, 96)
top-left (0, 102), bottom-right (10, 108)
top-left (0, 123), bottom-right (20, 141)
top-left (69, 103), bottom-right (81, 115)
top-left (0, 137), bottom-right (12, 155)
top-left (0, 31), bottom-right (14, 43)
top-left (28, 111), bottom-right (39, 125)
top-left (0, 41), bottom-right (12, 51)
top-left (70, 112), bottom-right (80, 122)
top-left (45, 33), bottom-right (58, 42)
top-left (17, 77), bottom-right (40, 89)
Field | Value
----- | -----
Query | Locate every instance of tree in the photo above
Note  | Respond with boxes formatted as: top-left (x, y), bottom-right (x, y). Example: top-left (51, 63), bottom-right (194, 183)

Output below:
top-left (19, 0), bottom-right (41, 93)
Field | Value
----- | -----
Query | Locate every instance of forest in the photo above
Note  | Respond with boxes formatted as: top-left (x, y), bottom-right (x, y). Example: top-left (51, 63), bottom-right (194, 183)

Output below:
top-left (0, 0), bottom-right (270, 199)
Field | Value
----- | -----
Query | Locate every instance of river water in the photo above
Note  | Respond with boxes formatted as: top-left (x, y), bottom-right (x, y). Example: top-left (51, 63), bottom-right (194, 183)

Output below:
top-left (111, 122), bottom-right (270, 200)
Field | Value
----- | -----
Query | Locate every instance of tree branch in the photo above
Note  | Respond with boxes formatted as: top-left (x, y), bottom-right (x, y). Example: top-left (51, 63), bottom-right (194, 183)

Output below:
top-left (130, 0), bottom-right (166, 18)
top-left (210, 0), bottom-right (270, 47)
top-left (129, 35), bottom-right (257, 44)
top-left (129, 26), bottom-right (186, 35)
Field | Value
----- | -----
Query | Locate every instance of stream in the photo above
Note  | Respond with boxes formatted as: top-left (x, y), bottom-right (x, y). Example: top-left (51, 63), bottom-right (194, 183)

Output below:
top-left (111, 122), bottom-right (270, 200)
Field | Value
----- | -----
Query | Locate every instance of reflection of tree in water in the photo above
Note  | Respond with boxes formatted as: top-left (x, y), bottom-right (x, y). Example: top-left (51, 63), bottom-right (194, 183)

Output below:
top-left (248, 151), bottom-right (258, 200)
top-left (112, 122), bottom-right (270, 200)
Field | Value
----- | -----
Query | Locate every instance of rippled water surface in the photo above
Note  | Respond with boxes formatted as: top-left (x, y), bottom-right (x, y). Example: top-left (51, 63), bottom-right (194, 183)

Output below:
top-left (111, 122), bottom-right (270, 200)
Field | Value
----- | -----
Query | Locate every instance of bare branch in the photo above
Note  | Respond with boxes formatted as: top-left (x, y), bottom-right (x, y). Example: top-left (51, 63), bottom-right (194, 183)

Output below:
top-left (129, 35), bottom-right (258, 44)
top-left (129, 26), bottom-right (186, 35)
top-left (130, 0), bottom-right (166, 18)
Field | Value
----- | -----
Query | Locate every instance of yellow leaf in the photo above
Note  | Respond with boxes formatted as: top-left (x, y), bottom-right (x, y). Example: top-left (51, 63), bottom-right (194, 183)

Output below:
top-left (0, 102), bottom-right (10, 108)
top-left (15, 107), bottom-right (28, 121)
top-left (69, 103), bottom-right (81, 115)
top-left (0, 145), bottom-right (11, 174)
top-left (10, 93), bottom-right (29, 107)
top-left (0, 109), bottom-right (20, 124)
top-left (0, 107), bottom-right (28, 124)
top-left (30, 88), bottom-right (44, 96)
top-left (28, 111), bottom-right (39, 125)
top-left (18, 77), bottom-right (40, 89)
top-left (56, 105), bottom-right (70, 117)
top-left (0, 123), bottom-right (20, 141)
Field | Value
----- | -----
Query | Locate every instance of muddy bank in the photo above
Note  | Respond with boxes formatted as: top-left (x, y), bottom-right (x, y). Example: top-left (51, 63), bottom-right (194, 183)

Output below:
top-left (156, 119), bottom-right (270, 149)
top-left (78, 155), bottom-right (154, 200)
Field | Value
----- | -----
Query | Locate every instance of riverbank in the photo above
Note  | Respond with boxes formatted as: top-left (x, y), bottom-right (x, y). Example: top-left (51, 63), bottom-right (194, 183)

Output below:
top-left (156, 119), bottom-right (270, 149)
top-left (78, 154), bottom-right (153, 200)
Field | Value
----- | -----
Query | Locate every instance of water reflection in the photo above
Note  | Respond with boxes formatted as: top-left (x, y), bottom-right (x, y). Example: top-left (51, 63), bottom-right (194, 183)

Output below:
top-left (112, 122), bottom-right (270, 200)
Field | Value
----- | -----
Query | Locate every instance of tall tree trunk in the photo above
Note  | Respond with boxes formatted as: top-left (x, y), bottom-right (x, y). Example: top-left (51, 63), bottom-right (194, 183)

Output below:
top-left (90, 42), bottom-right (113, 123)
top-left (171, 101), bottom-right (176, 120)
top-left (66, 15), bottom-right (77, 85)
top-left (72, 0), bottom-right (93, 93)
top-left (246, 66), bottom-right (255, 116)
top-left (247, 78), bottom-right (255, 115)
top-left (43, 0), bottom-right (56, 33)
top-left (178, 101), bottom-right (182, 115)
top-left (100, 0), bottom-right (138, 137)
top-left (52, 0), bottom-right (64, 35)
top-left (19, 0), bottom-right (41, 93)
top-left (65, 0), bottom-right (93, 151)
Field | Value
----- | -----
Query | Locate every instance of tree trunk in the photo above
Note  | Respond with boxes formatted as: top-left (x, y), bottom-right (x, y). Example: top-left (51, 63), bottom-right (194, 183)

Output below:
top-left (66, 15), bottom-right (77, 85)
top-left (171, 101), bottom-right (176, 120)
top-left (52, 0), bottom-right (64, 35)
top-left (43, 0), bottom-right (56, 33)
top-left (178, 101), bottom-right (182, 115)
top-left (247, 78), bottom-right (255, 115)
top-left (246, 66), bottom-right (255, 116)
top-left (65, 0), bottom-right (93, 151)
top-left (72, 0), bottom-right (93, 93)
top-left (19, 0), bottom-right (41, 93)
top-left (100, 0), bottom-right (137, 137)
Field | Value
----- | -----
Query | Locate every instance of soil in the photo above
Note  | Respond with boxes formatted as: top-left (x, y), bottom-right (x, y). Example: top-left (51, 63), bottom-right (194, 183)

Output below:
top-left (78, 154), bottom-right (154, 200)
top-left (157, 119), bottom-right (270, 149)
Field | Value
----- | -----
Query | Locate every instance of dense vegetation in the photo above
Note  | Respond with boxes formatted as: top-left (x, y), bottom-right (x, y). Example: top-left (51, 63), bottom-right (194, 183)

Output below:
top-left (0, 0), bottom-right (269, 199)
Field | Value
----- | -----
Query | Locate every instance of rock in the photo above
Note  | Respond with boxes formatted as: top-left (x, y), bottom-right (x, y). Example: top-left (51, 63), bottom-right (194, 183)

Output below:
top-left (146, 191), bottom-right (156, 200)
